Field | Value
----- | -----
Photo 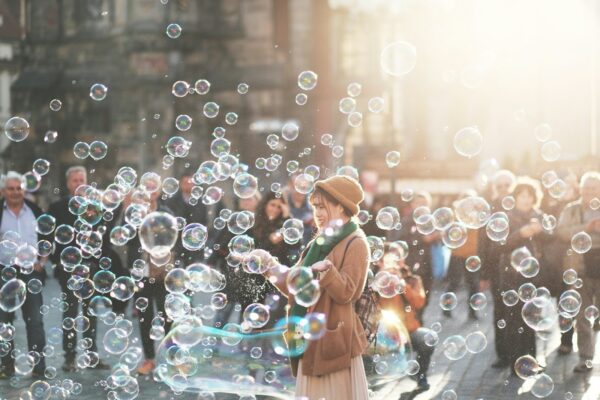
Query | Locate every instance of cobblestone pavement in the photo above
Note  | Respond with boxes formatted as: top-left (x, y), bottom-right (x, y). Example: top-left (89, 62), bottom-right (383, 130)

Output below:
top-left (1, 278), bottom-right (599, 399)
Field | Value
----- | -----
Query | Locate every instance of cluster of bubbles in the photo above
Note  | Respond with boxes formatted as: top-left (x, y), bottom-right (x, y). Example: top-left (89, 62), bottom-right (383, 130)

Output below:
top-left (73, 140), bottom-right (109, 161)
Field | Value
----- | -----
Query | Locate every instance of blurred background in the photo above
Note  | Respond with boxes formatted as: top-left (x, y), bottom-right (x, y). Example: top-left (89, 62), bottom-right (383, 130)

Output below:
top-left (0, 0), bottom-right (598, 205)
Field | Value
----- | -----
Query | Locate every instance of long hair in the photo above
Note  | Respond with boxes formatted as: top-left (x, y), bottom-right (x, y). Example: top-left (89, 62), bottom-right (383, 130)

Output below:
top-left (253, 191), bottom-right (288, 243)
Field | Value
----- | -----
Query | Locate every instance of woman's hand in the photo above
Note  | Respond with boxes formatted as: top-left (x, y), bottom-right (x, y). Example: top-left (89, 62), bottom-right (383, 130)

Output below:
top-left (269, 231), bottom-right (284, 244)
top-left (311, 260), bottom-right (333, 273)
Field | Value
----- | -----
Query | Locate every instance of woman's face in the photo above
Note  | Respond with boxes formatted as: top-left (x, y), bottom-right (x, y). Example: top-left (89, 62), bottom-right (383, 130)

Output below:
top-left (265, 199), bottom-right (283, 220)
top-left (239, 196), bottom-right (258, 212)
top-left (515, 190), bottom-right (535, 212)
top-left (312, 195), bottom-right (345, 230)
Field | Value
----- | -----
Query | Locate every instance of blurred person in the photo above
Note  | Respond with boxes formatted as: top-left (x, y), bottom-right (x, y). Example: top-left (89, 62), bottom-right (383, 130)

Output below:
top-left (392, 191), bottom-right (440, 310)
top-left (375, 250), bottom-right (435, 392)
top-left (127, 188), bottom-right (174, 375)
top-left (286, 174), bottom-right (315, 247)
top-left (264, 175), bottom-right (370, 399)
top-left (491, 177), bottom-right (551, 371)
top-left (168, 172), bottom-right (223, 264)
top-left (0, 172), bottom-right (47, 379)
top-left (48, 166), bottom-right (110, 372)
top-left (479, 169), bottom-right (516, 362)
top-left (361, 194), bottom-right (388, 238)
top-left (555, 172), bottom-right (600, 372)
top-left (212, 192), bottom-right (263, 327)
top-left (444, 190), bottom-right (481, 320)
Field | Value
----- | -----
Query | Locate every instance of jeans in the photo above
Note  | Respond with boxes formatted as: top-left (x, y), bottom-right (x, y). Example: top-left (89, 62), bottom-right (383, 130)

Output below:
top-left (0, 271), bottom-right (47, 374)
top-left (135, 278), bottom-right (171, 360)
top-left (410, 328), bottom-right (434, 379)
top-left (59, 280), bottom-right (97, 361)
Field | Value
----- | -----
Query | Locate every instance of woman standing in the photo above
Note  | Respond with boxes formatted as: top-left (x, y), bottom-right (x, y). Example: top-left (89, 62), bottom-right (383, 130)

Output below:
top-left (494, 177), bottom-right (551, 371)
top-left (266, 175), bottom-right (370, 399)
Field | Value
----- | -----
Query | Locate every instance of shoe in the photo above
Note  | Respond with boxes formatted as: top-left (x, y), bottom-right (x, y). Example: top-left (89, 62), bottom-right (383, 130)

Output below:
top-left (491, 359), bottom-right (510, 368)
top-left (558, 344), bottom-right (572, 355)
top-left (137, 359), bottom-right (155, 375)
top-left (92, 359), bottom-right (111, 370)
top-left (573, 361), bottom-right (593, 373)
top-left (62, 359), bottom-right (77, 372)
top-left (416, 375), bottom-right (430, 391)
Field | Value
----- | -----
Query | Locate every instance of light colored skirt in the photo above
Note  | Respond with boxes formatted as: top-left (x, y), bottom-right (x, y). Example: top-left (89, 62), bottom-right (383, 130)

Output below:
top-left (295, 356), bottom-right (369, 400)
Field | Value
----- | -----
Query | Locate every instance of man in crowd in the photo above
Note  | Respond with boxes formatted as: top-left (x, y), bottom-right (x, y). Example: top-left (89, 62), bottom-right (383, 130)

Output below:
top-left (0, 172), bottom-right (47, 378)
top-left (556, 171), bottom-right (600, 372)
top-left (48, 166), bottom-right (109, 372)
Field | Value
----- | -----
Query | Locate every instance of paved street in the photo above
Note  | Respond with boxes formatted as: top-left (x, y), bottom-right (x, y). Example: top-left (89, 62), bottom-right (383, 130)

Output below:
top-left (1, 277), bottom-right (599, 399)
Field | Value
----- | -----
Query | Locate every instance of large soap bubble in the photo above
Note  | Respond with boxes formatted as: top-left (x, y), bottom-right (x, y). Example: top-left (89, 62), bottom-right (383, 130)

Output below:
top-left (380, 41), bottom-right (417, 77)
top-left (139, 211), bottom-right (178, 259)
top-left (0, 278), bottom-right (26, 312)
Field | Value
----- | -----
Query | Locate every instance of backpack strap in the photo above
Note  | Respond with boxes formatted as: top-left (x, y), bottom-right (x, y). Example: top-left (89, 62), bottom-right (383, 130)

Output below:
top-left (339, 234), bottom-right (360, 268)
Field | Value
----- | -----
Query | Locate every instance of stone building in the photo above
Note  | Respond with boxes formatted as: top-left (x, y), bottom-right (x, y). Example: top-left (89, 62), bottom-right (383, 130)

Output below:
top-left (8, 0), bottom-right (326, 202)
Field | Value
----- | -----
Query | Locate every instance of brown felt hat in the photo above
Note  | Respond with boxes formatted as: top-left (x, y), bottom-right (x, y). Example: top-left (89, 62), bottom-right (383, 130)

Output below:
top-left (314, 175), bottom-right (365, 216)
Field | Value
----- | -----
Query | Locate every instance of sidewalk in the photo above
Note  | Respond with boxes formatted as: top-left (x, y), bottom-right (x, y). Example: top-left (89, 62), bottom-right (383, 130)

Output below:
top-left (1, 278), bottom-right (599, 399)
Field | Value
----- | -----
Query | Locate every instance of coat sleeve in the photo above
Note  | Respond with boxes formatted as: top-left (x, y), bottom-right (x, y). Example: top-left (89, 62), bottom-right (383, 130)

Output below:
top-left (319, 237), bottom-right (369, 304)
top-left (556, 205), bottom-right (586, 243)
top-left (263, 263), bottom-right (291, 298)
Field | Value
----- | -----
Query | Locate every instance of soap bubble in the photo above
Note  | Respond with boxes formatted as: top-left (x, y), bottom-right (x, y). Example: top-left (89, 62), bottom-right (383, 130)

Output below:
top-left (465, 256), bottom-right (481, 272)
top-left (237, 83), bottom-right (249, 94)
top-left (571, 231), bottom-right (592, 254)
top-left (372, 271), bottom-right (403, 298)
top-left (14, 353), bottom-right (34, 375)
top-left (4, 116), bottom-right (30, 142)
top-left (521, 296), bottom-right (557, 331)
top-left (139, 211), bottom-right (178, 259)
top-left (486, 212), bottom-right (509, 242)
top-left (225, 112), bottom-right (238, 125)
top-left (514, 354), bottom-right (541, 379)
top-left (111, 276), bottom-right (136, 301)
top-left (49, 98), bottom-right (62, 111)
top-left (36, 214), bottom-right (56, 235)
top-left (502, 290), bottom-right (519, 307)
top-left (89, 140), bottom-right (108, 160)
top-left (380, 41), bottom-right (417, 77)
top-left (195, 79), bottom-right (211, 95)
top-left (298, 71), bottom-right (318, 90)
top-left (233, 173), bottom-right (258, 199)
top-left (385, 151), bottom-right (401, 168)
top-left (439, 292), bottom-right (458, 311)
top-left (469, 292), bottom-right (487, 311)
top-left (172, 80), bottom-right (190, 97)
top-left (281, 122), bottom-right (299, 141)
top-left (454, 196), bottom-right (490, 228)
top-left (376, 207), bottom-right (400, 230)
top-left (0, 278), bottom-right (26, 312)
top-left (166, 23), bottom-right (182, 38)
top-left (294, 173), bottom-right (314, 195)
top-left (175, 114), bottom-right (192, 131)
top-left (442, 222), bottom-right (468, 249)
top-left (339, 97), bottom-right (356, 114)
top-left (165, 268), bottom-right (191, 294)
top-left (32, 159), bottom-right (50, 176)
top-left (347, 112), bottom-right (362, 128)
top-left (242, 303), bottom-right (271, 329)
top-left (454, 127), bottom-right (483, 157)
top-left (531, 373), bottom-right (554, 398)
top-left (442, 335), bottom-right (467, 360)
top-left (465, 331), bottom-right (487, 354)
top-left (541, 141), bottom-right (561, 162)
top-left (73, 141), bottom-right (90, 159)
top-left (181, 223), bottom-right (208, 251)
top-left (203, 102), bottom-right (220, 118)
top-left (103, 328), bottom-right (129, 354)
top-left (44, 130), bottom-right (58, 143)
top-left (295, 93), bottom-right (308, 105)
top-left (368, 97), bottom-right (384, 113)
top-left (89, 83), bottom-right (108, 101)
top-left (432, 207), bottom-right (454, 230)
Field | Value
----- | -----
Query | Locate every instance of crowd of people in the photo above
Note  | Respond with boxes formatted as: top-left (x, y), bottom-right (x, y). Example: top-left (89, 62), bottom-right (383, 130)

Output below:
top-left (0, 164), bottom-right (599, 400)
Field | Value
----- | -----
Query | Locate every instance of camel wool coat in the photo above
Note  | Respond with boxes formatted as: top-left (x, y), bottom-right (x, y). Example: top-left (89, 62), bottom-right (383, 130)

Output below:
top-left (269, 229), bottom-right (370, 377)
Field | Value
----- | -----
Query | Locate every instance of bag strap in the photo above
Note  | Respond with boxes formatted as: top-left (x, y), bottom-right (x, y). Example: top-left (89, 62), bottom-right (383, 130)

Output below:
top-left (339, 235), bottom-right (360, 268)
